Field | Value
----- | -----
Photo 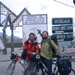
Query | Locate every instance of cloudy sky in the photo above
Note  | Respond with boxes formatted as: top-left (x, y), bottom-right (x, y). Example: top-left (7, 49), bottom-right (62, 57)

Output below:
top-left (0, 0), bottom-right (75, 38)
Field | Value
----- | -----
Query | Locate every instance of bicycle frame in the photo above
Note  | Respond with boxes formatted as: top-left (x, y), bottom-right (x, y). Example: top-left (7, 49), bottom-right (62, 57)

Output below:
top-left (10, 52), bottom-right (25, 69)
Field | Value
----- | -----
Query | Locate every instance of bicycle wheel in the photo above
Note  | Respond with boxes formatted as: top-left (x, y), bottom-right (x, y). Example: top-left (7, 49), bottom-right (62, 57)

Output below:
top-left (23, 63), bottom-right (35, 75)
top-left (42, 69), bottom-right (47, 75)
top-left (56, 68), bottom-right (75, 75)
top-left (34, 68), bottom-right (44, 75)
top-left (6, 60), bottom-right (16, 75)
top-left (70, 69), bottom-right (75, 75)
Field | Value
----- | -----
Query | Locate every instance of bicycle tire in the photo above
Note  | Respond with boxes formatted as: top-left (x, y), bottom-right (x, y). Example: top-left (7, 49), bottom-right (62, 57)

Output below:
top-left (70, 69), bottom-right (75, 75)
top-left (34, 68), bottom-right (44, 75)
top-left (42, 69), bottom-right (47, 75)
top-left (56, 68), bottom-right (75, 75)
top-left (23, 63), bottom-right (44, 75)
top-left (23, 63), bottom-right (35, 75)
top-left (23, 67), bottom-right (33, 75)
top-left (6, 61), bottom-right (16, 75)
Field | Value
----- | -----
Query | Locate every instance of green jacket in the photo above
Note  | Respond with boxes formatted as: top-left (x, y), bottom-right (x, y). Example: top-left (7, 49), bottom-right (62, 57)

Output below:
top-left (40, 39), bottom-right (60, 60)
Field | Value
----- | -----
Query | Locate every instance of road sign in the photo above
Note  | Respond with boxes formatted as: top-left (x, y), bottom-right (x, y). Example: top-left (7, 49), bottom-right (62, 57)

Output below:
top-left (23, 14), bottom-right (47, 25)
top-left (52, 18), bottom-right (73, 25)
top-left (57, 34), bottom-right (73, 41)
top-left (52, 17), bottom-right (73, 41)
top-left (52, 25), bottom-right (73, 33)
top-left (52, 17), bottom-right (74, 54)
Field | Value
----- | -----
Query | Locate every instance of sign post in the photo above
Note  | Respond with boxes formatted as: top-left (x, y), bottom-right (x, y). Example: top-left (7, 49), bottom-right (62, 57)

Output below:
top-left (3, 30), bottom-right (7, 54)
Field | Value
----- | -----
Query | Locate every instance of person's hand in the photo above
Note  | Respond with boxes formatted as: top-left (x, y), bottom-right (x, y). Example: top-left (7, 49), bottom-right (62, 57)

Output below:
top-left (36, 55), bottom-right (40, 59)
top-left (32, 52), bottom-right (36, 54)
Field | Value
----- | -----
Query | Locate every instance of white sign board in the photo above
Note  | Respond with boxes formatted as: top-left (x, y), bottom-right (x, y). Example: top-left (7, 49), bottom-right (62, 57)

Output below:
top-left (58, 41), bottom-right (75, 54)
top-left (22, 14), bottom-right (48, 43)
top-left (0, 38), bottom-right (4, 50)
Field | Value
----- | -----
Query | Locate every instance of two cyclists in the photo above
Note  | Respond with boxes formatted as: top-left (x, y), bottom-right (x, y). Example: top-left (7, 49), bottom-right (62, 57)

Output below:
top-left (21, 31), bottom-right (60, 75)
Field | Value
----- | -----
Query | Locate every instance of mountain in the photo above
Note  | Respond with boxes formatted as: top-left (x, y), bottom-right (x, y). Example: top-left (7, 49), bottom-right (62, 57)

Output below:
top-left (0, 32), bottom-right (22, 39)
top-left (0, 32), bottom-right (3, 38)
top-left (14, 36), bottom-right (22, 39)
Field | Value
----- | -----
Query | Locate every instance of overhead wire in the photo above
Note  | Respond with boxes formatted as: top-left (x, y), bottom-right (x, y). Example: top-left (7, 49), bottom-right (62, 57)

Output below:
top-left (53, 0), bottom-right (75, 8)
top-left (66, 0), bottom-right (73, 4)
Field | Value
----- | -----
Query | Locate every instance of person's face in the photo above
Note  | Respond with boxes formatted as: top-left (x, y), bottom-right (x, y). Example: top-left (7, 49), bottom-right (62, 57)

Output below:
top-left (29, 34), bottom-right (35, 41)
top-left (42, 32), bottom-right (48, 38)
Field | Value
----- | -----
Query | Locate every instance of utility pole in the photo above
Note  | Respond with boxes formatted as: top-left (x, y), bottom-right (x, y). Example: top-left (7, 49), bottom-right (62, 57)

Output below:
top-left (11, 24), bottom-right (14, 52)
top-left (8, 13), bottom-right (14, 52)
top-left (73, 0), bottom-right (75, 5)
top-left (3, 30), bottom-right (7, 54)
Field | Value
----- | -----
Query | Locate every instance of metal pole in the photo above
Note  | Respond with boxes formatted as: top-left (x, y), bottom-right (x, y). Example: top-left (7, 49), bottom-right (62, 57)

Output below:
top-left (73, 0), bottom-right (75, 5)
top-left (3, 30), bottom-right (7, 54)
top-left (0, 2), bottom-right (1, 24)
top-left (11, 25), bottom-right (14, 52)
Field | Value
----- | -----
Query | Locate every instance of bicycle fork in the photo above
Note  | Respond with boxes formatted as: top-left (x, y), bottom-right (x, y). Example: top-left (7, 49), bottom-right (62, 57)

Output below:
top-left (52, 65), bottom-right (57, 75)
top-left (34, 61), bottom-right (40, 75)
top-left (40, 60), bottom-right (48, 72)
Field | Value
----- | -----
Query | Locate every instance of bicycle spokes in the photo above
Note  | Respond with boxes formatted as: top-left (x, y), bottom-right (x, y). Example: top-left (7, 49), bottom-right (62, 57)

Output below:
top-left (6, 61), bottom-right (16, 75)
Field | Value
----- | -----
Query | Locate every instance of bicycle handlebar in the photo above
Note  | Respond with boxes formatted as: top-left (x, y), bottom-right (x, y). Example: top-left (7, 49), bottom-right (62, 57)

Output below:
top-left (10, 52), bottom-right (21, 60)
top-left (10, 52), bottom-right (20, 56)
top-left (10, 52), bottom-right (16, 55)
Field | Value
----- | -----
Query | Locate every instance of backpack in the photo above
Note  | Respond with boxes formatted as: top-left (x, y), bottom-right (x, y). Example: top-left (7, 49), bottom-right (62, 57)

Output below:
top-left (21, 41), bottom-right (29, 59)
top-left (57, 59), bottom-right (71, 75)
top-left (49, 35), bottom-right (58, 57)
top-left (50, 35), bottom-right (58, 45)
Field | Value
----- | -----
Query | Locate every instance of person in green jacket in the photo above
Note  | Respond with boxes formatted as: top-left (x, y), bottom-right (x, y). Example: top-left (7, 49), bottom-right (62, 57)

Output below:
top-left (40, 31), bottom-right (60, 75)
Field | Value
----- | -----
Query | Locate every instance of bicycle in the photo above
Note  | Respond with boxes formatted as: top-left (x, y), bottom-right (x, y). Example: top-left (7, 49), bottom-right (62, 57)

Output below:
top-left (6, 52), bottom-right (43, 75)
top-left (23, 56), bottom-right (58, 75)
top-left (6, 52), bottom-right (75, 75)
top-left (6, 52), bottom-right (46, 75)
top-left (6, 52), bottom-right (25, 75)
top-left (23, 56), bottom-right (48, 75)
top-left (26, 55), bottom-right (75, 75)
